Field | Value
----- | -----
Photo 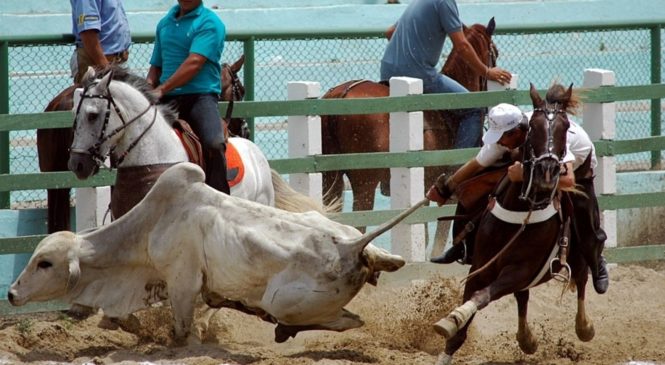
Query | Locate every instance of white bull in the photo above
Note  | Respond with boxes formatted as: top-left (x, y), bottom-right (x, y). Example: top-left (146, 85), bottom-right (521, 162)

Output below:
top-left (9, 163), bottom-right (424, 343)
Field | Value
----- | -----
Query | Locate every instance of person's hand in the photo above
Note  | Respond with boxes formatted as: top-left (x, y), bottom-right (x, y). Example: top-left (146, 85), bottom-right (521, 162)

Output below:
top-left (508, 161), bottom-right (524, 182)
top-left (152, 85), bottom-right (164, 100)
top-left (426, 185), bottom-right (448, 206)
top-left (487, 67), bottom-right (512, 85)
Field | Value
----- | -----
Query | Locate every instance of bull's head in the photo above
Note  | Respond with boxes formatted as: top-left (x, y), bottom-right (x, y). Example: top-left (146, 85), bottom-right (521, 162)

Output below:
top-left (7, 232), bottom-right (81, 306)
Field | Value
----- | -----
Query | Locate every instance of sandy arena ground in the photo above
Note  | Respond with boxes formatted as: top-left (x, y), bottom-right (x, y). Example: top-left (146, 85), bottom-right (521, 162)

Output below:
top-left (1, 263), bottom-right (664, 365)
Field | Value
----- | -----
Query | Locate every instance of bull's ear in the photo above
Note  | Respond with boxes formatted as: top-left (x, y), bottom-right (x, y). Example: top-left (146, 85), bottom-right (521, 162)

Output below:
top-left (67, 258), bottom-right (81, 292)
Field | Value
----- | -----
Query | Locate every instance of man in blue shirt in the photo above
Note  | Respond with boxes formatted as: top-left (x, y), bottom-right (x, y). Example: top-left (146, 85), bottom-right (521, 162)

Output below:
top-left (381, 0), bottom-right (512, 148)
top-left (147, 0), bottom-right (230, 194)
top-left (70, 0), bottom-right (131, 84)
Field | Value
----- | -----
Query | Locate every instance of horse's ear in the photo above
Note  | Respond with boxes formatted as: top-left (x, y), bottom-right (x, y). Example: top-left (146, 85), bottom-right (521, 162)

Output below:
top-left (486, 17), bottom-right (496, 36)
top-left (73, 88), bottom-right (83, 112)
top-left (529, 83), bottom-right (544, 108)
top-left (231, 54), bottom-right (245, 73)
top-left (98, 69), bottom-right (114, 93)
top-left (82, 67), bottom-right (96, 83)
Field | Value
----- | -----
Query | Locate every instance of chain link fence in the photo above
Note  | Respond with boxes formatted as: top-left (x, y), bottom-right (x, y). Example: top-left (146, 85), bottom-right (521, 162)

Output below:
top-left (4, 25), bottom-right (664, 207)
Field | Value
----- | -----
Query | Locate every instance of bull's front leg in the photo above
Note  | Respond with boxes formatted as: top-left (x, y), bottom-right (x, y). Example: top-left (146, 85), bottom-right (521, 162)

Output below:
top-left (167, 271), bottom-right (203, 345)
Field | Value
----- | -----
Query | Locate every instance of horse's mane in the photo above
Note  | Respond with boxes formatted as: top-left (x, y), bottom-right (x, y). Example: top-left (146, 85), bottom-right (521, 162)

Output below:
top-left (545, 83), bottom-right (580, 115)
top-left (84, 65), bottom-right (179, 125)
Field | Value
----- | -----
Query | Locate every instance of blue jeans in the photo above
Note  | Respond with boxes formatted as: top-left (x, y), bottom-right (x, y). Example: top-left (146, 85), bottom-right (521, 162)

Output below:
top-left (162, 93), bottom-right (230, 194)
top-left (380, 61), bottom-right (483, 148)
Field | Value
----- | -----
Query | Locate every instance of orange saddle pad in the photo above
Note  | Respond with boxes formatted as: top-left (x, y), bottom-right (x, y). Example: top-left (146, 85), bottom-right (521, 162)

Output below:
top-left (224, 142), bottom-right (244, 188)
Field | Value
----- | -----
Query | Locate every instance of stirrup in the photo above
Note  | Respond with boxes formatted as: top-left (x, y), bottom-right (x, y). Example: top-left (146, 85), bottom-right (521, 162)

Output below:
top-left (549, 258), bottom-right (571, 283)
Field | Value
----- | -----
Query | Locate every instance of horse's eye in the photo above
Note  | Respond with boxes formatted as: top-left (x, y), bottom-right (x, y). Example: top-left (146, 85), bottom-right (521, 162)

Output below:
top-left (37, 261), bottom-right (52, 269)
top-left (87, 112), bottom-right (98, 122)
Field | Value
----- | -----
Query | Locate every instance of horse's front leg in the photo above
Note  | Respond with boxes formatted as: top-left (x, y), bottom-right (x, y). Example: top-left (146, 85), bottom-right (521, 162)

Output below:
top-left (515, 290), bottom-right (538, 354)
top-left (574, 270), bottom-right (595, 341)
top-left (435, 264), bottom-right (533, 341)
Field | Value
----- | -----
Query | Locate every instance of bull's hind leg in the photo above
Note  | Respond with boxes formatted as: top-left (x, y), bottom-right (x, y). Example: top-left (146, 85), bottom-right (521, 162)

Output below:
top-left (515, 290), bottom-right (538, 354)
top-left (574, 270), bottom-right (595, 341)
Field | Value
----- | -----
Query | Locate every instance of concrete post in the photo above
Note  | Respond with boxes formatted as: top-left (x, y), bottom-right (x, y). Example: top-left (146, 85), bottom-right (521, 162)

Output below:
top-left (583, 68), bottom-right (617, 248)
top-left (389, 77), bottom-right (426, 262)
top-left (287, 81), bottom-right (322, 200)
top-left (75, 157), bottom-right (111, 231)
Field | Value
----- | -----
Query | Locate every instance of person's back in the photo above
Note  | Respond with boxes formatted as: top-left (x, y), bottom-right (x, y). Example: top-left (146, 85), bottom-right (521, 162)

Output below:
top-left (381, 0), bottom-right (462, 81)
top-left (70, 0), bottom-right (131, 83)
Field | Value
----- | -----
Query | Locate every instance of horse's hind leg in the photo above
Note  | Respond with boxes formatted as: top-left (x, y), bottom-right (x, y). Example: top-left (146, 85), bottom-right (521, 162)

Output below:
top-left (574, 271), bottom-right (595, 341)
top-left (515, 290), bottom-right (538, 354)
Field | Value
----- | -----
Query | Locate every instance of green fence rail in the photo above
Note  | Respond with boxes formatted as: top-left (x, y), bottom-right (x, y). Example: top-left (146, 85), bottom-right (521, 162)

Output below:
top-left (1, 19), bottom-right (664, 208)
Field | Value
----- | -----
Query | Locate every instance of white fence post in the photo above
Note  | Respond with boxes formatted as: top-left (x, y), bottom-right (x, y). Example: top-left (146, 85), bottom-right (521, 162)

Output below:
top-left (287, 81), bottom-right (322, 200)
top-left (75, 156), bottom-right (111, 231)
top-left (583, 68), bottom-right (617, 248)
top-left (389, 77), bottom-right (426, 262)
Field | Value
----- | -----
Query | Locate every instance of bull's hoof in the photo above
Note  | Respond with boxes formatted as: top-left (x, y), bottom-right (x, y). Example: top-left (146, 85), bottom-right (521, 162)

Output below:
top-left (433, 317), bottom-right (458, 339)
top-left (435, 352), bottom-right (453, 365)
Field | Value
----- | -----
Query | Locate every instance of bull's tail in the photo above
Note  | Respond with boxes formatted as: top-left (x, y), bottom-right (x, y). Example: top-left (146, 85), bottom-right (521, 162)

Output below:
top-left (271, 169), bottom-right (342, 214)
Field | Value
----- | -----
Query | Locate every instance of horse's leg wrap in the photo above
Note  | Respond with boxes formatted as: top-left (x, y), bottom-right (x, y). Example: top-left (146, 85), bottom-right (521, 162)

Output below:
top-left (433, 301), bottom-right (478, 339)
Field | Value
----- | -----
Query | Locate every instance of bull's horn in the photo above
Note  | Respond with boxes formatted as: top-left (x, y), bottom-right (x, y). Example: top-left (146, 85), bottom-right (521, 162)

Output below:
top-left (343, 198), bottom-right (428, 251)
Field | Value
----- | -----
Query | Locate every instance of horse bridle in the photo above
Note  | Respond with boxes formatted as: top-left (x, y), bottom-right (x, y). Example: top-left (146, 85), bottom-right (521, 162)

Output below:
top-left (519, 104), bottom-right (567, 209)
top-left (222, 63), bottom-right (244, 103)
top-left (71, 78), bottom-right (157, 167)
top-left (481, 39), bottom-right (499, 91)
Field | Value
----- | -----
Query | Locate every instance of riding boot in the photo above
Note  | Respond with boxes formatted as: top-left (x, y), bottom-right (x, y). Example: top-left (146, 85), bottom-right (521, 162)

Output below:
top-left (430, 243), bottom-right (465, 264)
top-left (205, 142), bottom-right (231, 195)
top-left (592, 255), bottom-right (609, 294)
top-left (431, 239), bottom-right (474, 265)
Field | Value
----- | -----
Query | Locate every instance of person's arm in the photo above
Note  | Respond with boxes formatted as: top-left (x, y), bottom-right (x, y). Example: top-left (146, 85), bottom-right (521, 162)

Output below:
top-left (385, 24), bottom-right (397, 40)
top-left (426, 158), bottom-right (485, 205)
top-left (448, 30), bottom-right (512, 84)
top-left (146, 65), bottom-right (162, 88)
top-left (153, 53), bottom-right (207, 98)
top-left (79, 29), bottom-right (108, 67)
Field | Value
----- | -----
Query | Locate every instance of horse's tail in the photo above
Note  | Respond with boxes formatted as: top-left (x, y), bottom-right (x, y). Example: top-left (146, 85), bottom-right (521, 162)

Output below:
top-left (270, 169), bottom-right (342, 214)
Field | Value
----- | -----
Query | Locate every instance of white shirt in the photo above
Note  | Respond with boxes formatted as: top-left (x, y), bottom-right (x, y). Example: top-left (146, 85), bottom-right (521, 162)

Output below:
top-left (563, 119), bottom-right (597, 171)
top-left (475, 143), bottom-right (511, 167)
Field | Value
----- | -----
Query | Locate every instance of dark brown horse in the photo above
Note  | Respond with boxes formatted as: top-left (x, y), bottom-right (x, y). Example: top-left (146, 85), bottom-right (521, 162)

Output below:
top-left (321, 19), bottom-right (498, 213)
top-left (37, 55), bottom-right (247, 233)
top-left (432, 84), bottom-right (594, 365)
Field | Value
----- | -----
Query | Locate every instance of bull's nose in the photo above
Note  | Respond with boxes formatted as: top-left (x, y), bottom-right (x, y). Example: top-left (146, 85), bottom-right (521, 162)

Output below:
top-left (7, 291), bottom-right (15, 305)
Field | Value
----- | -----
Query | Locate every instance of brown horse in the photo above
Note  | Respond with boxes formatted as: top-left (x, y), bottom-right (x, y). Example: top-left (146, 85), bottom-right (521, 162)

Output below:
top-left (321, 18), bottom-right (498, 214)
top-left (37, 55), bottom-right (247, 233)
top-left (432, 84), bottom-right (595, 365)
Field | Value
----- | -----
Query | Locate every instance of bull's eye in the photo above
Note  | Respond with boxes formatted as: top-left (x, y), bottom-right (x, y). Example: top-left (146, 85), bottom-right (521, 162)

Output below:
top-left (87, 112), bottom-right (99, 123)
top-left (37, 261), bottom-right (52, 269)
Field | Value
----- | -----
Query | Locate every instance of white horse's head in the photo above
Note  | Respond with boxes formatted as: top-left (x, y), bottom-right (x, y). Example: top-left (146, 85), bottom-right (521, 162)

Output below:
top-left (68, 66), bottom-right (158, 179)
top-left (68, 67), bottom-right (120, 179)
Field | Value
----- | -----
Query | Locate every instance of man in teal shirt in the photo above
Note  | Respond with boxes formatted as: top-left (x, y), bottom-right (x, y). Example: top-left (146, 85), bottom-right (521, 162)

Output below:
top-left (147, 0), bottom-right (230, 194)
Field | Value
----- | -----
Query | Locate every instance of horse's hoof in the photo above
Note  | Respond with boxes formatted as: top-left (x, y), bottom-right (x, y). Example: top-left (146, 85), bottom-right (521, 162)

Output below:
top-left (517, 333), bottom-right (538, 354)
top-left (576, 323), bottom-right (595, 342)
top-left (433, 317), bottom-right (458, 339)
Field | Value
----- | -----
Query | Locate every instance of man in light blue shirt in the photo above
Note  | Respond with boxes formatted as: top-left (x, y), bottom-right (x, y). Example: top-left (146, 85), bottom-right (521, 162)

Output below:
top-left (147, 0), bottom-right (230, 194)
top-left (70, 0), bottom-right (131, 83)
top-left (381, 0), bottom-right (512, 148)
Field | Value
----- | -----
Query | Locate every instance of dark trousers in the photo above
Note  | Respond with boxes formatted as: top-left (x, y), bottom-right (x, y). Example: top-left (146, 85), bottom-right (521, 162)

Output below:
top-left (163, 93), bottom-right (230, 194)
top-left (570, 155), bottom-right (606, 277)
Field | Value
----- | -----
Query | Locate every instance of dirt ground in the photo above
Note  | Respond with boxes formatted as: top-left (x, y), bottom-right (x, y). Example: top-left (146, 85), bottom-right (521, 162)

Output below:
top-left (1, 263), bottom-right (665, 365)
